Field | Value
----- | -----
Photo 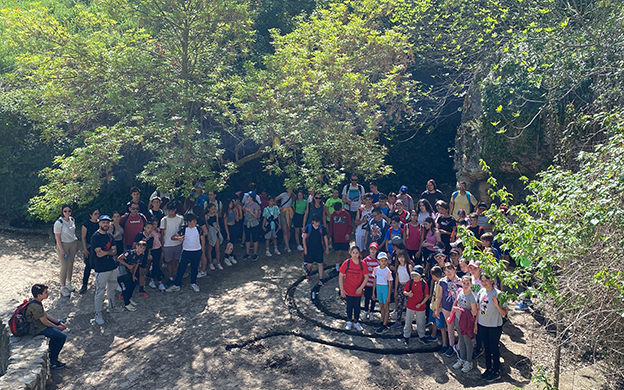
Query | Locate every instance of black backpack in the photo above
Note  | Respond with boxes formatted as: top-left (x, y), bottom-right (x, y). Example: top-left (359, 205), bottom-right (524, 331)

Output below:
top-left (9, 299), bottom-right (37, 337)
top-left (407, 278), bottom-right (426, 298)
top-left (344, 258), bottom-right (364, 271)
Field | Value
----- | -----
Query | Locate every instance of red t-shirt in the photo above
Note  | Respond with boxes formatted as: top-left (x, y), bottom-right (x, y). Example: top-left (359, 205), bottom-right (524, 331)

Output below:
top-left (329, 210), bottom-right (353, 243)
top-left (404, 279), bottom-right (429, 311)
top-left (339, 258), bottom-right (369, 297)
top-left (122, 213), bottom-right (147, 247)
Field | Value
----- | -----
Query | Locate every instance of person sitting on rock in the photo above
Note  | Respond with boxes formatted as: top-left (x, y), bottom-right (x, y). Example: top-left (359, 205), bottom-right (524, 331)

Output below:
top-left (25, 283), bottom-right (68, 369)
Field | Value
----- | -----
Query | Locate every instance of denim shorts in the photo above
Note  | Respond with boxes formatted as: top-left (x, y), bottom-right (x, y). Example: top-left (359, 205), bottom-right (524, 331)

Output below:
top-left (429, 309), bottom-right (446, 329)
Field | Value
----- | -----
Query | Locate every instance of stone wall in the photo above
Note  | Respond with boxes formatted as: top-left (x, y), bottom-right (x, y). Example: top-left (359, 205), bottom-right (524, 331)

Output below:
top-left (0, 330), bottom-right (50, 390)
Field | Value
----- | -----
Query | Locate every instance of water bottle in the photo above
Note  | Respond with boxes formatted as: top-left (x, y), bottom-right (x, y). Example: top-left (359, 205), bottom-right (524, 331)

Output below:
top-left (311, 291), bottom-right (316, 300)
top-left (64, 254), bottom-right (69, 260)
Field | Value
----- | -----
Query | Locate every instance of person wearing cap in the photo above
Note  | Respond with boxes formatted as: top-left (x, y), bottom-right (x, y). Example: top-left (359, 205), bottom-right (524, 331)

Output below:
top-left (476, 202), bottom-right (493, 232)
top-left (373, 252), bottom-right (393, 334)
top-left (398, 185), bottom-right (414, 212)
top-left (421, 179), bottom-right (444, 210)
top-left (362, 242), bottom-right (379, 321)
top-left (402, 266), bottom-right (430, 346)
top-left (450, 182), bottom-right (478, 220)
top-left (91, 215), bottom-right (122, 325)
top-left (393, 199), bottom-right (410, 224)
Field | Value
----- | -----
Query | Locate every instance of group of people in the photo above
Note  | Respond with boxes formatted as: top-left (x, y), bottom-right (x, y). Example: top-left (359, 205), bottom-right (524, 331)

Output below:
top-left (33, 177), bottom-right (508, 381)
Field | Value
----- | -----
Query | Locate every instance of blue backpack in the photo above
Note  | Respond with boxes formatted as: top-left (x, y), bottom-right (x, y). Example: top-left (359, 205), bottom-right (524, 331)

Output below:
top-left (451, 190), bottom-right (475, 213)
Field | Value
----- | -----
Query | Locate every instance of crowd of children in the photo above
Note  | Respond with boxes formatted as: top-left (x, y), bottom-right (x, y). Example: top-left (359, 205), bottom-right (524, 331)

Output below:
top-left (52, 178), bottom-right (509, 382)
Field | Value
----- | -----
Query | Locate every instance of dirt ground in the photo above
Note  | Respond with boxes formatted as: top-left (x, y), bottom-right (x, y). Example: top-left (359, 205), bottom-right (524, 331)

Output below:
top-left (0, 230), bottom-right (606, 390)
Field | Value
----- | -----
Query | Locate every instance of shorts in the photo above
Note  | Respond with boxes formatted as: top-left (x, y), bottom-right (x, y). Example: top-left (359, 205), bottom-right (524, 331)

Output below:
top-left (376, 284), bottom-right (389, 304)
top-left (305, 251), bottom-right (324, 264)
top-left (333, 242), bottom-right (349, 251)
top-left (293, 213), bottom-right (305, 229)
top-left (429, 309), bottom-right (446, 329)
top-left (163, 245), bottom-right (182, 263)
top-left (264, 228), bottom-right (277, 240)
top-left (245, 225), bottom-right (261, 243)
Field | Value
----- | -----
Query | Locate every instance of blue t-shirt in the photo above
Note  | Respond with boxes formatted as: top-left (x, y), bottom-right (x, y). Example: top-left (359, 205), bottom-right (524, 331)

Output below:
top-left (384, 226), bottom-right (403, 253)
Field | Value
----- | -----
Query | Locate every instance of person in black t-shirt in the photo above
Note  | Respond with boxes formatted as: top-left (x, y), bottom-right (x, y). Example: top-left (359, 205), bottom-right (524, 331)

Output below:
top-left (133, 223), bottom-right (154, 297)
top-left (125, 186), bottom-right (149, 215)
top-left (91, 215), bottom-right (122, 325)
top-left (79, 208), bottom-right (101, 295)
top-left (421, 179), bottom-right (444, 210)
top-left (303, 214), bottom-right (329, 285)
top-left (436, 201), bottom-right (456, 255)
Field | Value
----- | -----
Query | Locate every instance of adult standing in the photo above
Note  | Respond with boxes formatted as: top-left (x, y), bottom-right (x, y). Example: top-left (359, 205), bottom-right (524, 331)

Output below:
top-left (24, 284), bottom-right (68, 369)
top-left (276, 188), bottom-right (295, 253)
top-left (242, 192), bottom-right (262, 261)
top-left (420, 179), bottom-right (444, 210)
top-left (91, 215), bottom-right (122, 326)
top-left (121, 202), bottom-right (148, 249)
top-left (342, 174), bottom-right (365, 222)
top-left (398, 185), bottom-right (415, 212)
top-left (79, 208), bottom-right (100, 294)
top-left (54, 205), bottom-right (79, 297)
top-left (450, 181), bottom-right (478, 220)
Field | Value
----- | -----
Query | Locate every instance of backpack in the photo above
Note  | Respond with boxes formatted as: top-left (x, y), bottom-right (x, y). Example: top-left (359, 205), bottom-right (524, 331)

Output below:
top-left (9, 299), bottom-right (36, 337)
top-left (451, 190), bottom-right (474, 213)
top-left (407, 278), bottom-right (426, 298)
top-left (344, 258), bottom-right (364, 272)
top-left (304, 224), bottom-right (325, 249)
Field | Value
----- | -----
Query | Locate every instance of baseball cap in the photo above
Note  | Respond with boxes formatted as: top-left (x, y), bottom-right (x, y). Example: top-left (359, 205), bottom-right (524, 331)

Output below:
top-left (411, 265), bottom-right (424, 275)
top-left (478, 202), bottom-right (488, 209)
top-left (378, 252), bottom-right (388, 259)
top-left (400, 185), bottom-right (408, 194)
top-left (469, 260), bottom-right (480, 268)
top-left (249, 191), bottom-right (257, 199)
top-left (98, 215), bottom-right (112, 222)
top-left (369, 242), bottom-right (379, 249)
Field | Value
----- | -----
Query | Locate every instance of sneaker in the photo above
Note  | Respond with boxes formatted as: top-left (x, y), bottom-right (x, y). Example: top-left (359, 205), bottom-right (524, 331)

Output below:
top-left (107, 305), bottom-right (124, 313)
top-left (274, 248), bottom-right (281, 255)
top-left (363, 311), bottom-right (369, 320)
top-left (148, 280), bottom-right (157, 289)
top-left (158, 283), bottom-right (166, 291)
top-left (230, 256), bottom-right (237, 264)
top-left (486, 372), bottom-right (501, 382)
top-left (51, 360), bottom-right (66, 369)
top-left (216, 263), bottom-right (223, 270)
top-left (403, 337), bottom-right (409, 346)
top-left (439, 345), bottom-right (449, 355)
top-left (480, 369), bottom-right (493, 380)
top-left (286, 247), bottom-right (292, 253)
top-left (452, 359), bottom-right (464, 369)
top-left (129, 298), bottom-right (138, 306)
top-left (444, 347), bottom-right (455, 358)
top-left (242, 254), bottom-right (250, 261)
top-left (66, 282), bottom-right (75, 292)
top-left (252, 254), bottom-right (258, 261)
top-left (125, 304), bottom-right (137, 312)
top-left (515, 301), bottom-right (529, 310)
top-left (197, 270), bottom-right (207, 278)
top-left (297, 245), bottom-right (304, 251)
top-left (420, 337), bottom-right (431, 345)
top-left (375, 326), bottom-right (387, 335)
top-left (224, 257), bottom-right (232, 267)
top-left (209, 263), bottom-right (215, 271)
top-left (166, 285), bottom-right (180, 292)
top-left (461, 361), bottom-right (473, 373)
top-left (353, 322), bottom-right (363, 332)
top-left (345, 321), bottom-right (353, 330)
top-left (79, 285), bottom-right (88, 295)
top-left (265, 250), bottom-right (272, 257)
top-left (139, 292), bottom-right (149, 297)
top-left (60, 287), bottom-right (71, 297)
top-left (190, 283), bottom-right (200, 293)
top-left (389, 322), bottom-right (402, 330)
top-left (94, 312), bottom-right (104, 325)
top-left (369, 312), bottom-right (374, 321)
top-left (473, 348), bottom-right (483, 360)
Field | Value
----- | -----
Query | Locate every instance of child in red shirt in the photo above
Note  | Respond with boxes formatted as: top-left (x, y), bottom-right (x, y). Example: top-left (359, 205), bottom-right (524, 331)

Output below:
top-left (339, 246), bottom-right (369, 332)
top-left (402, 265), bottom-right (430, 346)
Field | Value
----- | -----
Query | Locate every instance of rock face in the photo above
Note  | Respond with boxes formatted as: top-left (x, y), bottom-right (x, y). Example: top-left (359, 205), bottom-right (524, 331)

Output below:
top-left (0, 330), bottom-right (50, 390)
top-left (0, 320), bottom-right (9, 376)
top-left (453, 72), bottom-right (491, 204)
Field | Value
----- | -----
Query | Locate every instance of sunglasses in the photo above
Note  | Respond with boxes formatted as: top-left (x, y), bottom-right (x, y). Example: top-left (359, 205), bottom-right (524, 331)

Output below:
top-left (351, 179), bottom-right (358, 182)
top-left (63, 209), bottom-right (71, 213)
top-left (137, 243), bottom-right (147, 247)
top-left (131, 208), bottom-right (139, 211)
top-left (315, 197), bottom-right (322, 200)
